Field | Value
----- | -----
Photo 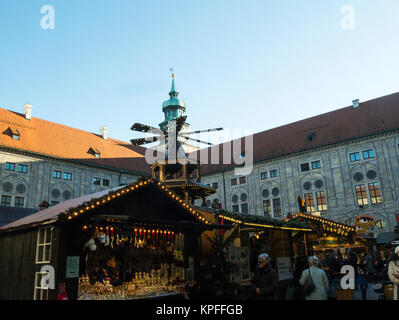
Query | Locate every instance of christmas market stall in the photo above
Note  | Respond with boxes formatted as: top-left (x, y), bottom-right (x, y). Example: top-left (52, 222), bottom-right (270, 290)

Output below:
top-left (195, 208), bottom-right (312, 299)
top-left (0, 178), bottom-right (225, 300)
top-left (285, 213), bottom-right (366, 255)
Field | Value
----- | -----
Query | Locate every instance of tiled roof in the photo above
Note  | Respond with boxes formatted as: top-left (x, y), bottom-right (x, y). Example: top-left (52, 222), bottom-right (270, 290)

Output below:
top-left (193, 92), bottom-right (399, 175)
top-left (0, 108), bottom-right (151, 175)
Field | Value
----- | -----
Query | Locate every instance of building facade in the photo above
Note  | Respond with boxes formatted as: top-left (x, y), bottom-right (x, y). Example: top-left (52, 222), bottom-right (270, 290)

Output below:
top-left (0, 104), bottom-right (150, 210)
top-left (195, 93), bottom-right (399, 239)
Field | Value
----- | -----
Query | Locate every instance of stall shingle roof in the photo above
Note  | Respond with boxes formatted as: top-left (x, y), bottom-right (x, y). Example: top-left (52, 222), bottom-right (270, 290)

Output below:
top-left (0, 186), bottom-right (123, 232)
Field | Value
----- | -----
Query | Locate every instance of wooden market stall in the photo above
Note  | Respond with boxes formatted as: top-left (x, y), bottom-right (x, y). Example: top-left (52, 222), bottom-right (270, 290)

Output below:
top-left (0, 178), bottom-right (225, 300)
top-left (285, 213), bottom-right (366, 255)
top-left (196, 209), bottom-right (312, 298)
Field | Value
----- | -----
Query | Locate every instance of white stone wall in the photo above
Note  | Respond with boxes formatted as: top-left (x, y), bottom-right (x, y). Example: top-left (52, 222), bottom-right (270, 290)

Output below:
top-left (0, 150), bottom-right (143, 209)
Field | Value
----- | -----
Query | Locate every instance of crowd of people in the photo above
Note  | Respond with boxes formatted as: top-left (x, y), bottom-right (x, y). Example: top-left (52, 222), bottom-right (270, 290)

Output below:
top-left (251, 246), bottom-right (399, 300)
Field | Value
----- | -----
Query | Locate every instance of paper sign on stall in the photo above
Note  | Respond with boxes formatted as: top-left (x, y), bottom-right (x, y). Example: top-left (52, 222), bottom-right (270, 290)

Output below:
top-left (276, 257), bottom-right (293, 281)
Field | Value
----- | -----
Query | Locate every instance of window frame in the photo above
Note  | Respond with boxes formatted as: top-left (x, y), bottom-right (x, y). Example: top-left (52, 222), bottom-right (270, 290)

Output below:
top-left (240, 203), bottom-right (249, 214)
top-left (35, 227), bottom-right (53, 264)
top-left (304, 193), bottom-right (316, 213)
top-left (272, 198), bottom-right (282, 217)
top-left (14, 196), bottom-right (25, 208)
top-left (260, 171), bottom-right (268, 180)
top-left (63, 172), bottom-right (72, 181)
top-left (315, 191), bottom-right (327, 211)
top-left (300, 163), bottom-right (310, 172)
top-left (362, 149), bottom-right (374, 160)
top-left (17, 164), bottom-right (28, 173)
top-left (270, 169), bottom-right (278, 178)
top-left (368, 182), bottom-right (382, 204)
top-left (263, 199), bottom-right (271, 216)
top-left (5, 162), bottom-right (15, 171)
top-left (1, 195), bottom-right (12, 206)
top-left (93, 177), bottom-right (101, 185)
top-left (52, 170), bottom-right (61, 179)
top-left (33, 272), bottom-right (49, 300)
top-left (231, 178), bottom-right (237, 186)
top-left (355, 184), bottom-right (369, 206)
top-left (350, 152), bottom-right (361, 162)
top-left (311, 160), bottom-right (322, 170)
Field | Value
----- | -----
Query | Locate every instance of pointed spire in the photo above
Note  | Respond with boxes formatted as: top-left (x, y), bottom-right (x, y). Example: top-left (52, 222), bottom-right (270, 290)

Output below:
top-left (169, 70), bottom-right (178, 98)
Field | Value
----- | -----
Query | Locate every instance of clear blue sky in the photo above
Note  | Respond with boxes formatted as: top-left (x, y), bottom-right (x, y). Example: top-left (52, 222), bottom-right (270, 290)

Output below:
top-left (1, 0), bottom-right (399, 145)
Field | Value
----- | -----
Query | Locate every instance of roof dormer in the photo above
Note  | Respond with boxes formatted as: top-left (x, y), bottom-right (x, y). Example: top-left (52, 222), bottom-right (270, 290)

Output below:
top-left (88, 147), bottom-right (101, 158)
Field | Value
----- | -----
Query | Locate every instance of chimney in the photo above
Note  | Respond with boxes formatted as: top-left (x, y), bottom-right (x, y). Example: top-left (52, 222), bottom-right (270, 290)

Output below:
top-left (38, 200), bottom-right (50, 211)
top-left (23, 103), bottom-right (33, 120)
top-left (100, 126), bottom-right (108, 140)
top-left (352, 99), bottom-right (360, 108)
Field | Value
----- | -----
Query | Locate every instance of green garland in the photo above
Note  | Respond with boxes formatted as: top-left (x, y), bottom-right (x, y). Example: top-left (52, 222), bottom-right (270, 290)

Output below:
top-left (217, 210), bottom-right (311, 230)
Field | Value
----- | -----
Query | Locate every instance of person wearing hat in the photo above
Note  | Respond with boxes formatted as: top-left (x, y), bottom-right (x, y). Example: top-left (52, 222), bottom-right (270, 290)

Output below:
top-left (388, 246), bottom-right (399, 300)
top-left (251, 253), bottom-right (279, 300)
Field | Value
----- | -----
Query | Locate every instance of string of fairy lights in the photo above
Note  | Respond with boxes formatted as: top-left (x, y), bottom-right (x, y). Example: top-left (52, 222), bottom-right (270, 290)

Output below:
top-left (64, 178), bottom-right (212, 225)
top-left (219, 214), bottom-right (312, 232)
top-left (286, 213), bottom-right (356, 237)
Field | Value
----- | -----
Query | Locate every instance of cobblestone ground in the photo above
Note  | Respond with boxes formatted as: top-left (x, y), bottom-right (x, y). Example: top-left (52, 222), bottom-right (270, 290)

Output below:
top-left (329, 281), bottom-right (382, 300)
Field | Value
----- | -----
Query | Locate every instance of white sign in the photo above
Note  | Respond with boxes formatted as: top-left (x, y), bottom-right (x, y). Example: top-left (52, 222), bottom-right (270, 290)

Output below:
top-left (276, 257), bottom-right (293, 281)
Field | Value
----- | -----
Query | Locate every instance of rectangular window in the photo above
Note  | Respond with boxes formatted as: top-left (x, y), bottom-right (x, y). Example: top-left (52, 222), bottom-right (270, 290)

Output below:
top-left (34, 272), bottom-right (49, 300)
top-left (368, 182), bottom-right (382, 204)
top-left (36, 228), bottom-right (52, 264)
top-left (63, 172), bottom-right (72, 181)
top-left (93, 177), bottom-right (101, 185)
top-left (363, 149), bottom-right (374, 159)
top-left (241, 203), bottom-right (248, 214)
top-left (311, 160), bottom-right (321, 169)
top-left (232, 204), bottom-right (239, 213)
top-left (272, 198), bottom-right (281, 217)
top-left (315, 191), bottom-right (327, 211)
top-left (103, 179), bottom-right (110, 187)
top-left (260, 172), bottom-right (268, 180)
top-left (1, 195), bottom-right (12, 206)
top-left (263, 200), bottom-right (271, 216)
top-left (52, 170), bottom-right (61, 179)
top-left (5, 162), bottom-right (15, 171)
top-left (350, 152), bottom-right (361, 162)
top-left (50, 201), bottom-right (59, 206)
top-left (304, 193), bottom-right (315, 213)
top-left (239, 176), bottom-right (246, 184)
top-left (355, 184), bottom-right (368, 206)
top-left (270, 169), bottom-right (278, 178)
top-left (17, 164), bottom-right (28, 173)
top-left (231, 178), bottom-right (237, 186)
top-left (14, 197), bottom-right (24, 208)
top-left (212, 182), bottom-right (218, 189)
top-left (300, 163), bottom-right (310, 172)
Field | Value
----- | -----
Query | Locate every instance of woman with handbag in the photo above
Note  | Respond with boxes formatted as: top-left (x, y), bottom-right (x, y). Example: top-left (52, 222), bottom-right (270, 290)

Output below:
top-left (299, 256), bottom-right (329, 300)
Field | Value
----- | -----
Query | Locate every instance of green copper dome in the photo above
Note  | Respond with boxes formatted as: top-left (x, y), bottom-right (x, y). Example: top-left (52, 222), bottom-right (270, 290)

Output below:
top-left (162, 78), bottom-right (186, 111)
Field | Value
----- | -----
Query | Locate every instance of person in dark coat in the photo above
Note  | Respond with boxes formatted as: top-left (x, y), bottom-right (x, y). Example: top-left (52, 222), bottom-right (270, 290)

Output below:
top-left (251, 253), bottom-right (279, 300)
top-left (357, 268), bottom-right (368, 300)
